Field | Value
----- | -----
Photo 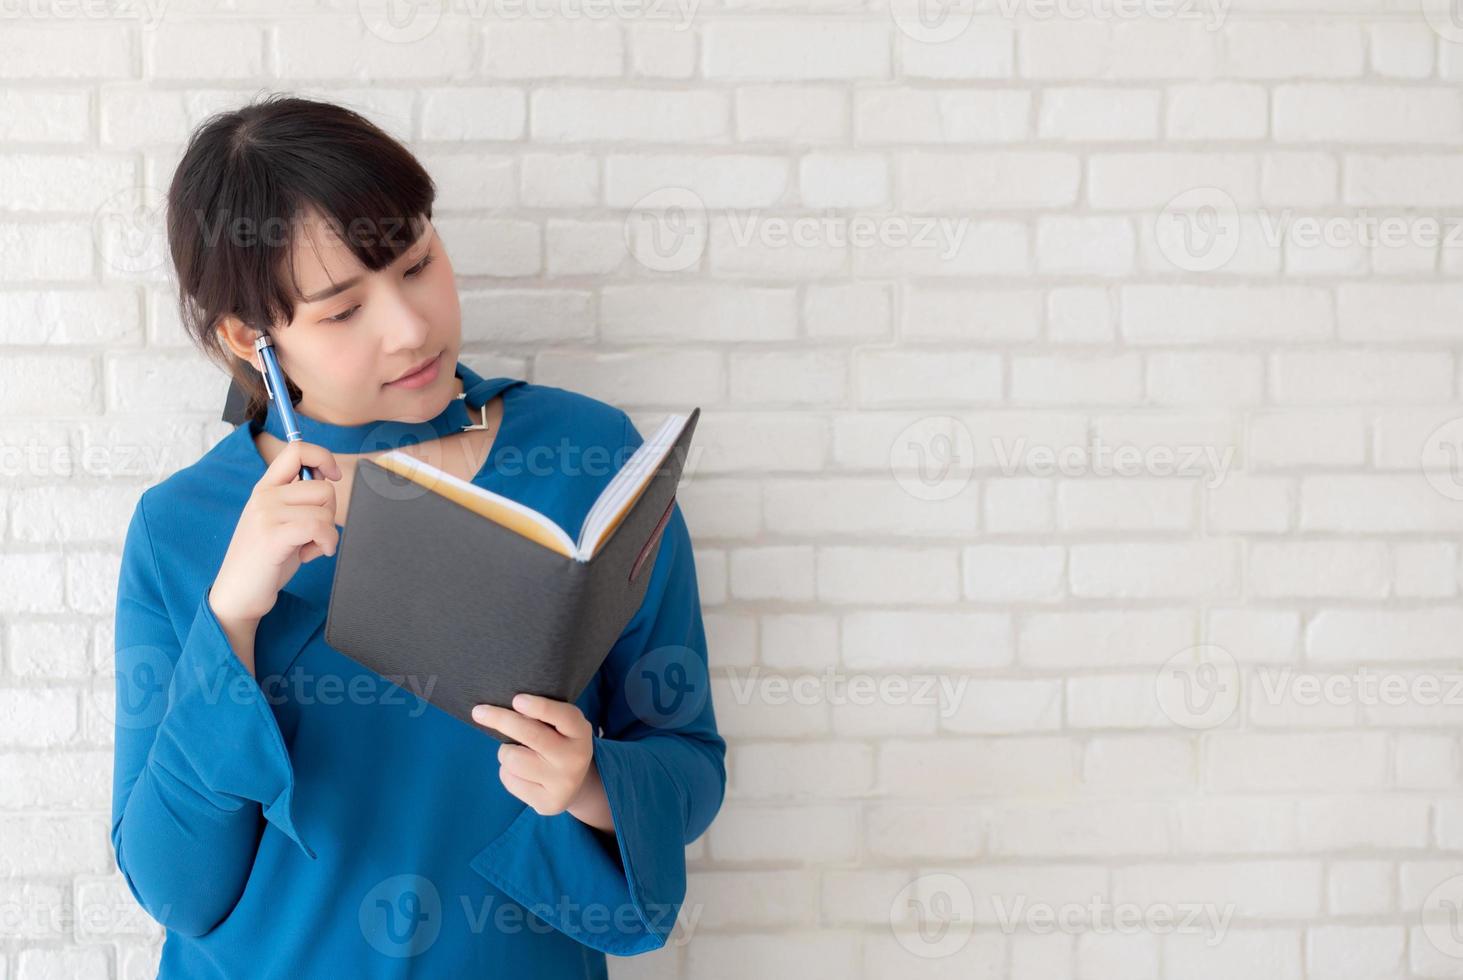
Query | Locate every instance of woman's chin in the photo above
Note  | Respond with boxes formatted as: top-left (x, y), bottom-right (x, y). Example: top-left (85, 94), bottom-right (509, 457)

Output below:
top-left (389, 383), bottom-right (458, 424)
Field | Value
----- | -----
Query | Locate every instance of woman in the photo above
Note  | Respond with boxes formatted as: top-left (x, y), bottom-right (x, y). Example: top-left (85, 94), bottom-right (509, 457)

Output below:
top-left (110, 94), bottom-right (724, 977)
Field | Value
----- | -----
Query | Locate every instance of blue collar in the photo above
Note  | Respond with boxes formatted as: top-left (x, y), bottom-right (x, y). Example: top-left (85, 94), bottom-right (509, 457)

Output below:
top-left (255, 359), bottom-right (523, 455)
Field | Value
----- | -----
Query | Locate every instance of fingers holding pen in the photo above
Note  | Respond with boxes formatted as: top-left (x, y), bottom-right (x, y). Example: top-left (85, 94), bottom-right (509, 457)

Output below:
top-left (261, 439), bottom-right (343, 486)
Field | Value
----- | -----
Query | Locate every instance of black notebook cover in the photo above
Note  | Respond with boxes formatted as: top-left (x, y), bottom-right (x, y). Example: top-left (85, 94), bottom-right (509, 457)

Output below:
top-left (324, 408), bottom-right (700, 744)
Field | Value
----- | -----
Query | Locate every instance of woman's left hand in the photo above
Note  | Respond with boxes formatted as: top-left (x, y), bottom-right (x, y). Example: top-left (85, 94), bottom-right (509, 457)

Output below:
top-left (471, 694), bottom-right (604, 823)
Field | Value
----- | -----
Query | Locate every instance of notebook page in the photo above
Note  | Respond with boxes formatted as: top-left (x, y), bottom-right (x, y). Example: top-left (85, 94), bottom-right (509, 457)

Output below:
top-left (576, 414), bottom-right (686, 559)
top-left (374, 451), bottom-right (578, 559)
top-left (576, 415), bottom-right (681, 557)
top-left (577, 414), bottom-right (677, 548)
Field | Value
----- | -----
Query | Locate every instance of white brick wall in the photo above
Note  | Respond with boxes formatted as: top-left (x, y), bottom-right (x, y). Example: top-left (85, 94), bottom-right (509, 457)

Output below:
top-left (3, 2), bottom-right (1463, 978)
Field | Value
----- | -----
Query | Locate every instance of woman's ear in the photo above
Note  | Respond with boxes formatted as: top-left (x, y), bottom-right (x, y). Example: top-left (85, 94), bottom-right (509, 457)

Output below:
top-left (216, 315), bottom-right (263, 373)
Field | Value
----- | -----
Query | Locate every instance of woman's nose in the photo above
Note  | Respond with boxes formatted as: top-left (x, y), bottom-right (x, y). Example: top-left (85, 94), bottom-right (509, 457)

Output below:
top-left (378, 292), bottom-right (433, 353)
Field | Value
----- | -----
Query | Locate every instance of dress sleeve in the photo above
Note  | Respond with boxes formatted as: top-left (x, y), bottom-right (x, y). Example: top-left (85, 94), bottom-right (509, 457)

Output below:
top-left (110, 492), bottom-right (315, 938)
top-left (469, 411), bottom-right (727, 956)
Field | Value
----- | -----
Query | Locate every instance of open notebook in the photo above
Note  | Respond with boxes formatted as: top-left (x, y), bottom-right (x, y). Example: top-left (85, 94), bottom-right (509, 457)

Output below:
top-left (324, 408), bottom-right (701, 743)
top-left (371, 411), bottom-right (695, 562)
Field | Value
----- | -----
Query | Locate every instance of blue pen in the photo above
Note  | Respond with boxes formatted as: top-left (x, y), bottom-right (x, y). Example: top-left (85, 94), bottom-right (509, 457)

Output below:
top-left (254, 334), bottom-right (315, 481)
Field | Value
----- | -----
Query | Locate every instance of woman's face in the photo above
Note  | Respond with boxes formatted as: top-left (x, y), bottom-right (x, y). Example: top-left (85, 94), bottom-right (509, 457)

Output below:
top-left (263, 209), bottom-right (462, 425)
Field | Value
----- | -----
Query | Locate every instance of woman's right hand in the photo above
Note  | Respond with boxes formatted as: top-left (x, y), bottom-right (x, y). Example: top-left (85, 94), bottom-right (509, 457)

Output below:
top-left (209, 440), bottom-right (343, 627)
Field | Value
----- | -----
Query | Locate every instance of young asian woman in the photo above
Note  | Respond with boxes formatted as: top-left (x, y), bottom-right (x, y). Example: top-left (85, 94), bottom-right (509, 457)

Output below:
top-left (110, 94), bottom-right (725, 978)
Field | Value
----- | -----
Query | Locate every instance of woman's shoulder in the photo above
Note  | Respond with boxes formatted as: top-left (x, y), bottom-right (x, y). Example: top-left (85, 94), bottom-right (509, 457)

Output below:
top-left (143, 422), bottom-right (255, 501)
top-left (128, 423), bottom-right (257, 558)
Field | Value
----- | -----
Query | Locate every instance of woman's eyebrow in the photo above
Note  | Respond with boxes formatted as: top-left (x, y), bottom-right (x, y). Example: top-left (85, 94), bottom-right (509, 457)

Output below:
top-left (300, 234), bottom-right (433, 303)
top-left (302, 276), bottom-right (361, 303)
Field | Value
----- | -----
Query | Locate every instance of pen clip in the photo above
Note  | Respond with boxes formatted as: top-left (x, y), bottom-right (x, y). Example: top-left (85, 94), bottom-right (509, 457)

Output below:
top-left (254, 335), bottom-right (276, 402)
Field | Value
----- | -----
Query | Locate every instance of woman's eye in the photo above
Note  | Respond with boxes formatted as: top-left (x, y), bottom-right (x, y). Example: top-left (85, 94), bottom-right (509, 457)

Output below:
top-left (322, 255), bottom-right (431, 324)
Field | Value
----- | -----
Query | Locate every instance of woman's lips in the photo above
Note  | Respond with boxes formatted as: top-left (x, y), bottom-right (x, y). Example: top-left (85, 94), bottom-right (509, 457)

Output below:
top-left (386, 352), bottom-right (441, 389)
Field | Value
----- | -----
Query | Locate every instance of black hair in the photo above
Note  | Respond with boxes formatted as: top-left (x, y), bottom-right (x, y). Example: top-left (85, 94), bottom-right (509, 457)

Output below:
top-left (165, 92), bottom-right (437, 423)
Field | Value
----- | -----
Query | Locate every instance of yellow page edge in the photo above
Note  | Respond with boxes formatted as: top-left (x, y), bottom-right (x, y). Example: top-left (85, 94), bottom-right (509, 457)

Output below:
top-left (373, 451), bottom-right (578, 560)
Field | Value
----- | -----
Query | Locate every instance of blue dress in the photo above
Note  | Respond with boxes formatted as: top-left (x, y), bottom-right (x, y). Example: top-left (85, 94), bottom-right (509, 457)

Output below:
top-left (110, 363), bottom-right (725, 978)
